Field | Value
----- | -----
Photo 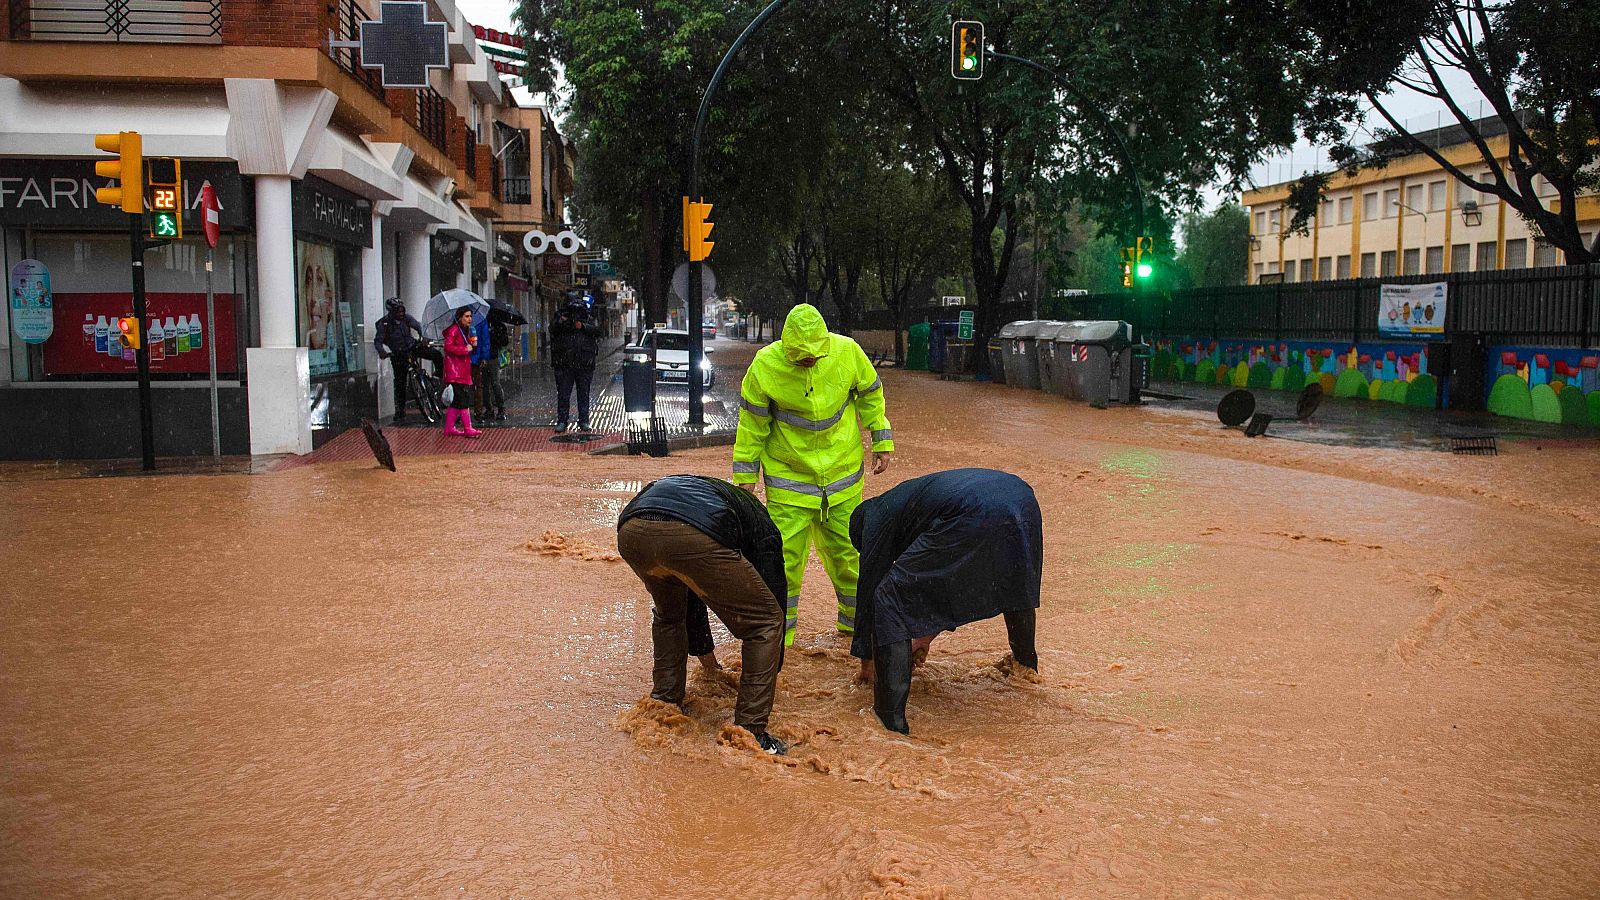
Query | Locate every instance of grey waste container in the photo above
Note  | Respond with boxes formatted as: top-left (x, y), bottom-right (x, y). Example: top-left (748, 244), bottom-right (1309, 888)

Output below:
top-left (1033, 322), bottom-right (1073, 396)
top-left (998, 320), bottom-right (1049, 390)
top-left (1052, 320), bottom-right (1148, 408)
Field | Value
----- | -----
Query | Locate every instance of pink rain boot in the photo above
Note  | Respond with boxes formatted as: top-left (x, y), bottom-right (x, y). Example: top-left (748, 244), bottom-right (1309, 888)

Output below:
top-left (443, 408), bottom-right (465, 435)
top-left (459, 410), bottom-right (483, 438)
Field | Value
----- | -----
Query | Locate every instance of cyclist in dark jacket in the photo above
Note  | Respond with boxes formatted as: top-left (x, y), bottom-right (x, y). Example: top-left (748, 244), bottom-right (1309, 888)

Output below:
top-left (617, 475), bottom-right (789, 754)
top-left (550, 295), bottom-right (602, 431)
top-left (373, 297), bottom-right (443, 424)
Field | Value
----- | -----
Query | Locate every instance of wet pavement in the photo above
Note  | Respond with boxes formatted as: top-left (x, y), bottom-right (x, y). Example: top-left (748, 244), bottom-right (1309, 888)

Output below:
top-left (4, 349), bottom-right (1600, 896)
top-left (1145, 378), bottom-right (1600, 452)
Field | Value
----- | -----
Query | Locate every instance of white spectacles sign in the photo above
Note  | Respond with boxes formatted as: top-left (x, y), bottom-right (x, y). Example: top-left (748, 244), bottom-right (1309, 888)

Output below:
top-left (523, 229), bottom-right (585, 256)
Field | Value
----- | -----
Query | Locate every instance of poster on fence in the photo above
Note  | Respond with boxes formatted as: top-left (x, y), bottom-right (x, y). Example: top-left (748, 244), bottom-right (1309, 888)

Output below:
top-left (1378, 282), bottom-right (1447, 338)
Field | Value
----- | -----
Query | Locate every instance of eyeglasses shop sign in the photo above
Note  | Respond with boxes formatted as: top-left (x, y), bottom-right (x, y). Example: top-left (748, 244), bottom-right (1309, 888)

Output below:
top-left (291, 176), bottom-right (372, 249)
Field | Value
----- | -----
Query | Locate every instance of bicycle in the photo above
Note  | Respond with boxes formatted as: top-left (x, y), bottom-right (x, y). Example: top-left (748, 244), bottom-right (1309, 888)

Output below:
top-left (394, 342), bottom-right (444, 425)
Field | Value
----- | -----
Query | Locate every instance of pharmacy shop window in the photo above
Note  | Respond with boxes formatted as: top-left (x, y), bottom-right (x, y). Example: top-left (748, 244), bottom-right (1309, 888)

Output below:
top-left (4, 229), bottom-right (245, 383)
top-left (294, 239), bottom-right (365, 380)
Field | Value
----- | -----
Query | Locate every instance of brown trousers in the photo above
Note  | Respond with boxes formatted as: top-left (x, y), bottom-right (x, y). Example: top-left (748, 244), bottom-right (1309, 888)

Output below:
top-left (617, 518), bottom-right (784, 731)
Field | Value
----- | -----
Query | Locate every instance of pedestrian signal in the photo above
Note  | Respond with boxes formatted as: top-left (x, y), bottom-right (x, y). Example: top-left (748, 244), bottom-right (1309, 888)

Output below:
top-left (1120, 246), bottom-right (1135, 288)
top-left (118, 316), bottom-right (141, 350)
top-left (146, 157), bottom-right (183, 240)
top-left (683, 196), bottom-right (714, 262)
top-left (951, 20), bottom-right (984, 80)
top-left (93, 131), bottom-right (144, 214)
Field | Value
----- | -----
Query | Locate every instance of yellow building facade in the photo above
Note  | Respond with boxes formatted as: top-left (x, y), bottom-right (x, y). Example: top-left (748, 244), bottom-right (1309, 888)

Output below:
top-left (1243, 131), bottom-right (1599, 285)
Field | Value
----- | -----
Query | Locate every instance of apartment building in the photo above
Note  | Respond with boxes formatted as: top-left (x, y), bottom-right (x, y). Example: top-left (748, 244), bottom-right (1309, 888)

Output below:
top-left (0, 0), bottom-right (572, 458)
top-left (1243, 116), bottom-right (1598, 285)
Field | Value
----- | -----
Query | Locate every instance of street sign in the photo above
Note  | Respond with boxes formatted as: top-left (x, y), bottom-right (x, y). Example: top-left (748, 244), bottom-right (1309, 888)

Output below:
top-left (671, 262), bottom-right (716, 302)
top-left (523, 228), bottom-right (584, 256)
top-left (358, 1), bottom-right (449, 90)
top-left (958, 309), bottom-right (974, 340)
top-left (587, 260), bottom-right (617, 277)
top-left (199, 181), bottom-right (221, 248)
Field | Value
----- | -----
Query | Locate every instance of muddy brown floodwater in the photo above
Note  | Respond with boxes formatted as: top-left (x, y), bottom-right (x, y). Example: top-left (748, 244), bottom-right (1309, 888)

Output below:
top-left (3, 348), bottom-right (1600, 898)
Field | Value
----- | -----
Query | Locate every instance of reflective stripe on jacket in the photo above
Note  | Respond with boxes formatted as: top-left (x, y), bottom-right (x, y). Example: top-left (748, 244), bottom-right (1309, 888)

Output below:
top-left (732, 304), bottom-right (894, 509)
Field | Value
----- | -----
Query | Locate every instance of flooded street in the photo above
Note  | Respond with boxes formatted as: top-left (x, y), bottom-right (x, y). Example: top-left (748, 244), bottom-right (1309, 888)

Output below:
top-left (4, 348), bottom-right (1599, 897)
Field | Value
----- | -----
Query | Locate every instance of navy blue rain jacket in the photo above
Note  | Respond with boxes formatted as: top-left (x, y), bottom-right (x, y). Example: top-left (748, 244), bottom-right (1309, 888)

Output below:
top-left (848, 468), bottom-right (1043, 659)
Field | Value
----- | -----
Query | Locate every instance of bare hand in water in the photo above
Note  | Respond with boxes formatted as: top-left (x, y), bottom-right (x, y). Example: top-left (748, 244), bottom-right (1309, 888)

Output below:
top-left (855, 659), bottom-right (874, 684)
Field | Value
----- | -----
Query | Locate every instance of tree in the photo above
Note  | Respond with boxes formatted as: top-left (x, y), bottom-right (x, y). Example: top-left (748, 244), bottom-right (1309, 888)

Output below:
top-left (865, 163), bottom-right (966, 361)
top-left (1286, 0), bottom-right (1600, 262)
top-left (1177, 204), bottom-right (1250, 288)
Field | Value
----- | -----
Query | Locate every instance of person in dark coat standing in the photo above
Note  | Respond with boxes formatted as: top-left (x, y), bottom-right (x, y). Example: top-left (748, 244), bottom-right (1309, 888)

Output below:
top-left (550, 294), bottom-right (602, 432)
top-left (849, 468), bottom-right (1043, 735)
top-left (617, 475), bottom-right (789, 755)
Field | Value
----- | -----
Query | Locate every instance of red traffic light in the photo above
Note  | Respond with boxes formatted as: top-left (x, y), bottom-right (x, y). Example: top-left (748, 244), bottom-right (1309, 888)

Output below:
top-left (118, 315), bottom-right (141, 350)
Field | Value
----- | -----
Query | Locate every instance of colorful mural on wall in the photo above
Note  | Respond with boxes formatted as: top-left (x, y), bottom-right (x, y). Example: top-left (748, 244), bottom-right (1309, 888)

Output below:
top-left (1149, 337), bottom-right (1600, 428)
top-left (1485, 347), bottom-right (1600, 427)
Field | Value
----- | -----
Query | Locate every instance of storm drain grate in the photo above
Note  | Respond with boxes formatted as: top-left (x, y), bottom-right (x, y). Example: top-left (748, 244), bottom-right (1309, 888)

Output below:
top-left (1449, 435), bottom-right (1498, 456)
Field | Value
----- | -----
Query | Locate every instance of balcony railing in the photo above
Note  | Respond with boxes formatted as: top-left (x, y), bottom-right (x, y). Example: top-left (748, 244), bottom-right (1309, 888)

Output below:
top-left (417, 87), bottom-right (449, 154)
top-left (464, 129), bottom-right (478, 181)
top-left (502, 175), bottom-right (532, 205)
top-left (490, 154), bottom-right (504, 202)
top-left (330, 0), bottom-right (385, 101)
top-left (17, 0), bottom-right (222, 43)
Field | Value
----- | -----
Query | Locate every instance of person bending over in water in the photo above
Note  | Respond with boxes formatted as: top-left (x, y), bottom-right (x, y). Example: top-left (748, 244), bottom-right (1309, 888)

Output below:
top-left (849, 468), bottom-right (1043, 735)
top-left (617, 476), bottom-right (790, 755)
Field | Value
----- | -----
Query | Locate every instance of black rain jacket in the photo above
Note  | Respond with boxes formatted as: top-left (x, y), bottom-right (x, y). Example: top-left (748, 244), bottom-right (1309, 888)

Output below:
top-left (618, 475), bottom-right (787, 613)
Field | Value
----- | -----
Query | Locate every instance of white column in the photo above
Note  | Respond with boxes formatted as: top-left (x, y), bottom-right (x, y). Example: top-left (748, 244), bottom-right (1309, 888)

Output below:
top-left (246, 174), bottom-right (312, 456)
top-left (399, 229), bottom-right (431, 319)
top-left (381, 225), bottom-right (398, 299)
top-left (481, 224), bottom-right (496, 301)
top-left (457, 242), bottom-right (472, 291)
top-left (363, 211), bottom-right (391, 421)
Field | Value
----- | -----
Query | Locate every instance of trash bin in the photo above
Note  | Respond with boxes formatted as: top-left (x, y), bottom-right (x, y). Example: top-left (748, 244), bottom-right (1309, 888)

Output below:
top-left (1052, 320), bottom-right (1148, 408)
top-left (1001, 320), bottom-right (1057, 390)
top-left (928, 321), bottom-right (961, 373)
top-left (946, 336), bottom-right (974, 376)
top-left (622, 343), bottom-right (666, 455)
top-left (1033, 322), bottom-right (1073, 396)
top-left (987, 337), bottom-right (1007, 384)
top-left (906, 322), bottom-right (931, 371)
top-left (997, 321), bottom-right (1031, 387)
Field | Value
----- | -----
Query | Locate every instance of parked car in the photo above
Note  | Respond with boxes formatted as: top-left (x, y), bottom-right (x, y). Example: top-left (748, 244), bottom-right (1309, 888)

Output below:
top-left (702, 321), bottom-right (717, 340)
top-left (632, 328), bottom-right (714, 388)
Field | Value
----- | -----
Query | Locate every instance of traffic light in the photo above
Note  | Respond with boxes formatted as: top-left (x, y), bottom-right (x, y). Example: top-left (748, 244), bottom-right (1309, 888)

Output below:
top-left (117, 316), bottom-right (141, 351)
top-left (1120, 246), bottom-right (1135, 288)
top-left (1134, 236), bottom-right (1155, 280)
top-left (146, 157), bottom-right (183, 240)
top-left (951, 20), bottom-right (984, 80)
top-left (683, 196), bottom-right (714, 262)
top-left (93, 131), bottom-right (143, 214)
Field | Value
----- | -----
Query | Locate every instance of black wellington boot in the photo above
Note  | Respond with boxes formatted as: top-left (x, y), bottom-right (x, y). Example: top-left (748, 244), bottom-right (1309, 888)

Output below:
top-left (873, 640), bottom-right (913, 734)
top-left (1003, 608), bottom-right (1040, 671)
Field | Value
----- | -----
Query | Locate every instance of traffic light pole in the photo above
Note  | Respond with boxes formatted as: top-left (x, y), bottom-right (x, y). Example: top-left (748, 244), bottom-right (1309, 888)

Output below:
top-left (687, 0), bottom-right (791, 427)
top-left (129, 213), bottom-right (156, 470)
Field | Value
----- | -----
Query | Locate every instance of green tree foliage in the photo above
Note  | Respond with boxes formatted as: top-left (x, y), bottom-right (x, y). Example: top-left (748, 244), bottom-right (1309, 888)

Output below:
top-left (1177, 204), bottom-right (1250, 288)
top-left (1283, 0), bottom-right (1599, 263)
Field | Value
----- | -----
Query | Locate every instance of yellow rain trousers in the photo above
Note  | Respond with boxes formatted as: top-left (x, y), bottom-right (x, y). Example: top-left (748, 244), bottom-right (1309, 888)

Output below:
top-left (732, 304), bottom-right (894, 644)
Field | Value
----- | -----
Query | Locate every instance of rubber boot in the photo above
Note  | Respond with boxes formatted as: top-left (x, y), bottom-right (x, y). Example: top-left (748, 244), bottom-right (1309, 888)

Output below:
top-left (1003, 608), bottom-right (1040, 671)
top-left (872, 639), bottom-right (913, 735)
top-left (443, 408), bottom-right (464, 436)
top-left (460, 409), bottom-right (483, 438)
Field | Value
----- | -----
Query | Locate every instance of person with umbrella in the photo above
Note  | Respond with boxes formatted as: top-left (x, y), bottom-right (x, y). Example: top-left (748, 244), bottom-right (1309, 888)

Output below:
top-left (482, 299), bottom-right (525, 422)
top-left (441, 306), bottom-right (483, 437)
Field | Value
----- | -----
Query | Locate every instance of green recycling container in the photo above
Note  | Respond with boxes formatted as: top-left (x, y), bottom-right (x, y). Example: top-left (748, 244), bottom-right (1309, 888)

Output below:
top-left (906, 322), bottom-right (931, 371)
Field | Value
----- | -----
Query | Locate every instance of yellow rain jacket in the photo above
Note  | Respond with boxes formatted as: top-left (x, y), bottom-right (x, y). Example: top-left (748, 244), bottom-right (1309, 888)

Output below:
top-left (732, 304), bottom-right (894, 509)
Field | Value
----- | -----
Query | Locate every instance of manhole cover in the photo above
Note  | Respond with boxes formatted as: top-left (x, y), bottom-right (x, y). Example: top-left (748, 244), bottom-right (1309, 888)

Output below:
top-left (1218, 389), bottom-right (1256, 427)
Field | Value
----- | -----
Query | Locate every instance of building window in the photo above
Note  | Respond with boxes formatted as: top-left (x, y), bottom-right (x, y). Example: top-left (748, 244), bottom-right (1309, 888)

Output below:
top-left (1301, 258), bottom-right (1314, 280)
top-left (1427, 180), bottom-right (1446, 211)
top-left (1383, 189), bottom-right (1400, 217)
top-left (1255, 211), bottom-right (1267, 234)
top-left (1424, 246), bottom-right (1444, 274)
top-left (1504, 238), bottom-right (1527, 268)
top-left (1364, 192), bottom-right (1378, 221)
top-left (1361, 253), bottom-right (1377, 277)
top-left (1533, 240), bottom-right (1559, 268)
top-left (1268, 209), bottom-right (1281, 233)
top-left (1381, 250), bottom-right (1397, 275)
top-left (295, 240), bottom-right (365, 378)
top-left (1317, 257), bottom-right (1331, 280)
top-left (1284, 259), bottom-right (1297, 281)
top-left (1405, 184), bottom-right (1425, 212)
top-left (1320, 199), bottom-right (1334, 226)
top-left (1336, 255), bottom-right (1352, 279)
top-left (1254, 263), bottom-right (1264, 282)
top-left (1477, 241), bottom-right (1498, 270)
top-left (1403, 248), bottom-right (1421, 274)
top-left (1451, 243), bottom-right (1471, 272)
top-left (1338, 196), bottom-right (1353, 224)
top-left (1267, 260), bottom-right (1279, 274)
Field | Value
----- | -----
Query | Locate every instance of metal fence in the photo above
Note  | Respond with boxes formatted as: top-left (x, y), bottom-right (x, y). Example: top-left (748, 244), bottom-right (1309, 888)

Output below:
top-left (20, 0), bottom-right (222, 43)
top-left (866, 265), bottom-right (1598, 349)
top-left (417, 87), bottom-right (449, 155)
top-left (330, 0), bottom-right (385, 100)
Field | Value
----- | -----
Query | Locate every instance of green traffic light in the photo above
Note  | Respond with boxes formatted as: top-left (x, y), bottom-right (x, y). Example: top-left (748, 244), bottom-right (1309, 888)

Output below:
top-left (1136, 262), bottom-right (1153, 278)
top-left (962, 54), bottom-right (977, 71)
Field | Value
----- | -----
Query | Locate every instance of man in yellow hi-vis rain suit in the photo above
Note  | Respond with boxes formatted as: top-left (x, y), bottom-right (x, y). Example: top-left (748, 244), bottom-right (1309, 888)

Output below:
top-left (733, 303), bottom-right (894, 646)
